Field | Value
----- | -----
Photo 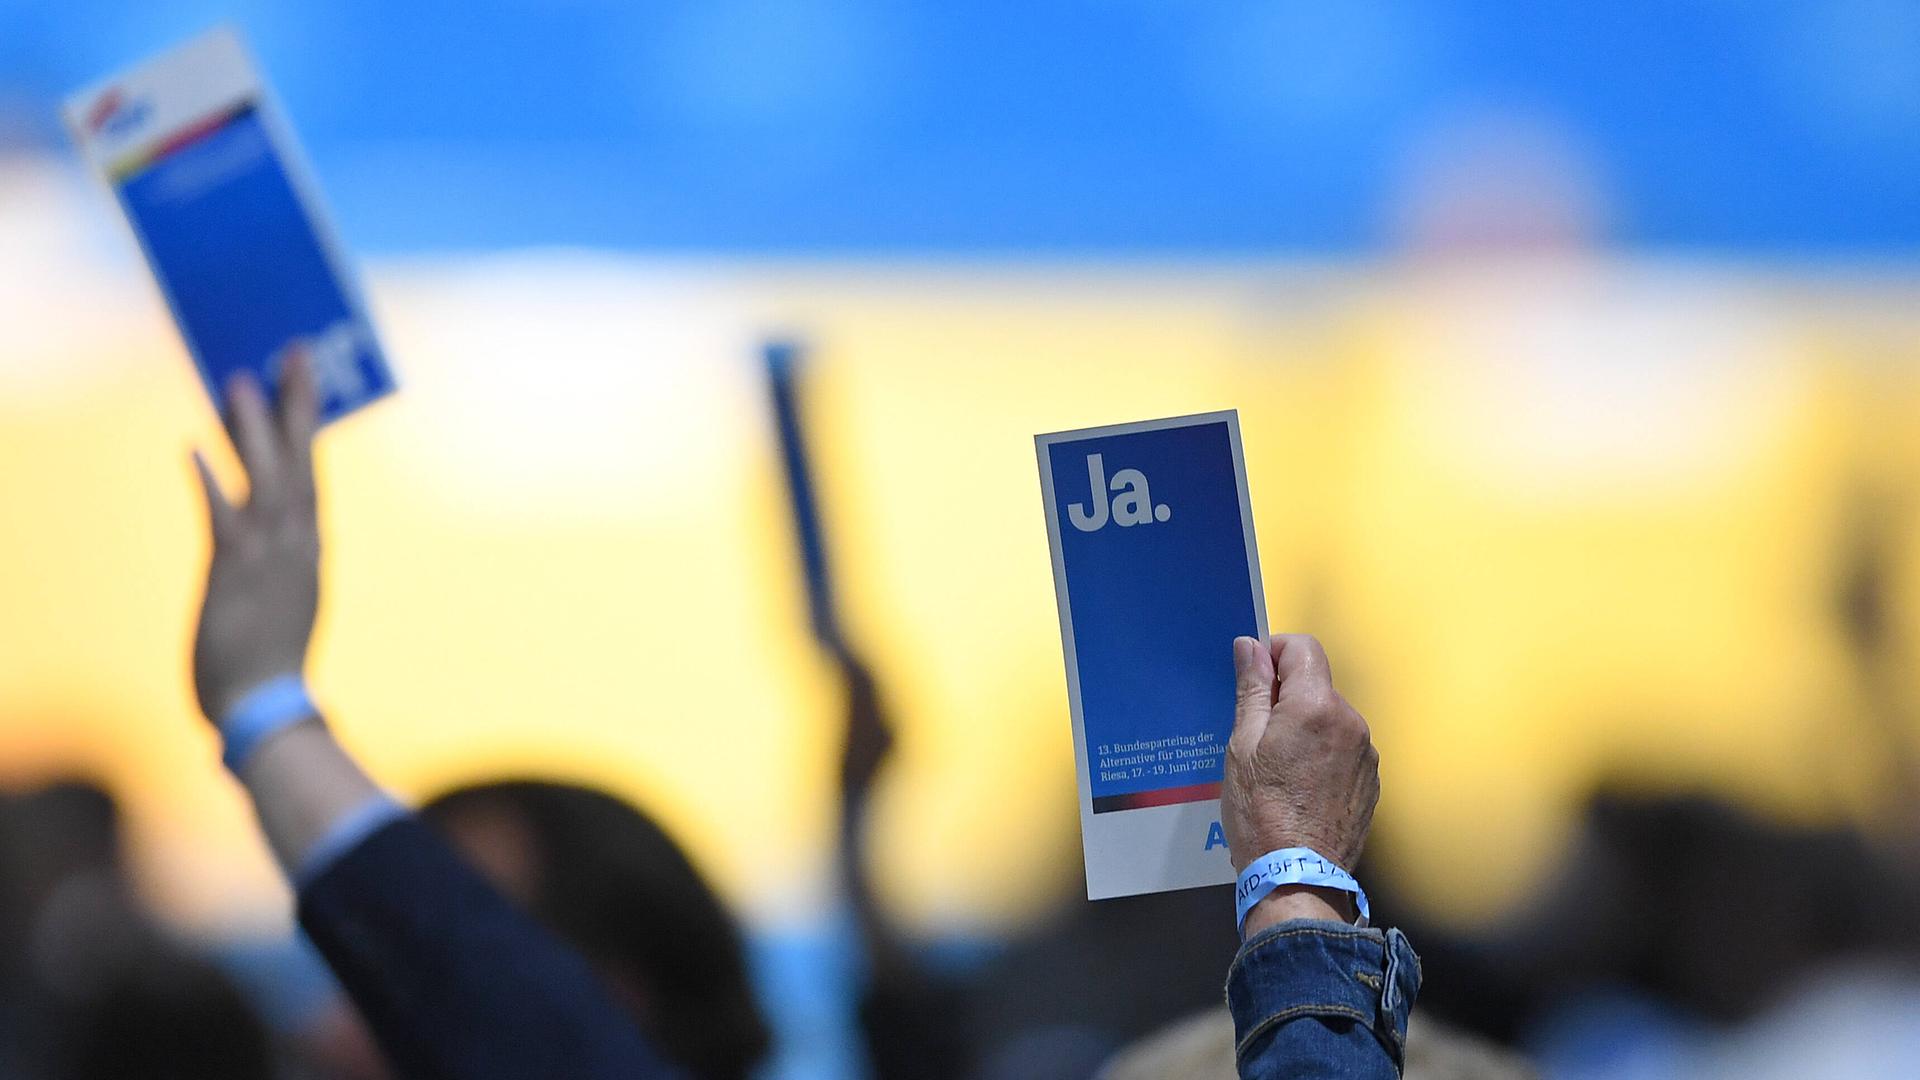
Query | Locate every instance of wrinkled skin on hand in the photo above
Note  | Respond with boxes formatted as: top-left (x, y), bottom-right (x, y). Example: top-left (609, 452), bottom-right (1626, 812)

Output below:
top-left (1221, 634), bottom-right (1380, 875)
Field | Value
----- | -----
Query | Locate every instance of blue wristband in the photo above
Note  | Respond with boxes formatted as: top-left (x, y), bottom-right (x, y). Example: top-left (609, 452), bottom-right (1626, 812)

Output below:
top-left (1235, 847), bottom-right (1370, 936)
top-left (219, 675), bottom-right (317, 773)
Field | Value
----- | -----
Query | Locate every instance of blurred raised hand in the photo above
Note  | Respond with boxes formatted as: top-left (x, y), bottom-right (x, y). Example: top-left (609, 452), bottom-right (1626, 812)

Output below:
top-left (836, 652), bottom-right (896, 811)
top-left (190, 358), bottom-right (321, 722)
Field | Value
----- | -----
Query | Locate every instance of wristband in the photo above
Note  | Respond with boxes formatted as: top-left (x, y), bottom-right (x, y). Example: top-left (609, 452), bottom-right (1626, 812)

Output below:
top-left (218, 674), bottom-right (317, 773)
top-left (1235, 847), bottom-right (1370, 937)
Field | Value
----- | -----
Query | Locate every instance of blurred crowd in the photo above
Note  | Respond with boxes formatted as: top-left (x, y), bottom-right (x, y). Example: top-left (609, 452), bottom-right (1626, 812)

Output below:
top-left (3, 481), bottom-right (1918, 1079)
top-left (6, 4), bottom-right (1920, 1077)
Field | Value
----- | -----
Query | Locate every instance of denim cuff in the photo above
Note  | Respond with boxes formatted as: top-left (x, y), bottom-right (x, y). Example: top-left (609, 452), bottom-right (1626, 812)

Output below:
top-left (1225, 920), bottom-right (1421, 1070)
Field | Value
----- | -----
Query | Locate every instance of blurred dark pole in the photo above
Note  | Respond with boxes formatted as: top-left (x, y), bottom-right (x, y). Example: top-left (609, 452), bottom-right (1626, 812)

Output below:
top-left (763, 340), bottom-right (843, 655)
top-left (1833, 485), bottom-right (1920, 849)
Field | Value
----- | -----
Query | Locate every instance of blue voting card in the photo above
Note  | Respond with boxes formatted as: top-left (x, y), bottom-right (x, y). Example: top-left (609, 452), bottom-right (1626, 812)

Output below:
top-left (1037, 410), bottom-right (1268, 898)
top-left (65, 28), bottom-right (393, 425)
top-left (764, 340), bottom-right (845, 651)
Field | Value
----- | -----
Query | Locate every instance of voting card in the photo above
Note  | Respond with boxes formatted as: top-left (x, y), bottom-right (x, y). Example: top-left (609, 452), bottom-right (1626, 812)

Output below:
top-left (64, 27), bottom-right (394, 425)
top-left (764, 340), bottom-right (845, 650)
top-left (1036, 411), bottom-right (1268, 899)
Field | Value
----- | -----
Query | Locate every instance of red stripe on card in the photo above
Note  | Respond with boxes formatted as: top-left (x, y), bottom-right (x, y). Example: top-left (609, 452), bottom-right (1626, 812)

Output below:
top-left (1091, 781), bottom-right (1221, 813)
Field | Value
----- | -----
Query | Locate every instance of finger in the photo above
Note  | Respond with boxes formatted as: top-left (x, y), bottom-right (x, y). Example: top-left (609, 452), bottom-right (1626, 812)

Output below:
top-left (225, 373), bottom-right (282, 498)
top-left (276, 352), bottom-right (320, 509)
top-left (1230, 635), bottom-right (1276, 752)
top-left (191, 449), bottom-right (236, 538)
top-left (1271, 634), bottom-right (1333, 696)
top-left (277, 351), bottom-right (318, 460)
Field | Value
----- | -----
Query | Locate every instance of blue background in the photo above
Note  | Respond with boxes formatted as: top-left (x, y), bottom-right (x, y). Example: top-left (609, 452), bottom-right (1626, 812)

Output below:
top-left (1049, 419), bottom-right (1260, 802)
top-left (118, 108), bottom-right (393, 421)
top-left (9, 1), bottom-right (1918, 254)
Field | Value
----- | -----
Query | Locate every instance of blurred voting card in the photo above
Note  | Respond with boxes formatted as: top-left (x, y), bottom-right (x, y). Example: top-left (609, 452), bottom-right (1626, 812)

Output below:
top-left (64, 27), bottom-right (394, 425)
top-left (1036, 411), bottom-right (1268, 899)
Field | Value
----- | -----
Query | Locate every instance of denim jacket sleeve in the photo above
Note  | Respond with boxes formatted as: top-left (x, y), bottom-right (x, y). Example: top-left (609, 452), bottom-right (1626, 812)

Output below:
top-left (1226, 921), bottom-right (1421, 1079)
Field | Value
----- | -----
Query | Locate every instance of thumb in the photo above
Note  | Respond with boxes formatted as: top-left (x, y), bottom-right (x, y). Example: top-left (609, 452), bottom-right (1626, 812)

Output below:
top-left (1230, 635), bottom-right (1275, 750)
top-left (191, 449), bottom-right (236, 539)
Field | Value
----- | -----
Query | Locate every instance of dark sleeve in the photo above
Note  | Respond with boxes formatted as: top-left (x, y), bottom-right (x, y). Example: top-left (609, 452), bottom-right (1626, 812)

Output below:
top-left (297, 816), bottom-right (685, 1080)
top-left (1227, 922), bottom-right (1421, 1079)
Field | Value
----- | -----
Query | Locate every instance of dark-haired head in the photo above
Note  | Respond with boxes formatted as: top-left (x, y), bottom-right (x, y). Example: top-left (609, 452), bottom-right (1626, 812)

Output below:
top-left (422, 780), bottom-right (770, 1080)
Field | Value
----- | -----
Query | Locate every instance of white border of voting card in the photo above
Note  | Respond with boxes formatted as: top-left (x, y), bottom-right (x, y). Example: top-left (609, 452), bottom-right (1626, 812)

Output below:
top-left (62, 26), bottom-right (391, 419)
top-left (1036, 409), bottom-right (1269, 900)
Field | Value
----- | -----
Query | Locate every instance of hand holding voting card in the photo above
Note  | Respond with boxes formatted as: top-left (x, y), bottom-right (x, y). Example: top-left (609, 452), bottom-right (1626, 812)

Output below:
top-left (1036, 411), bottom-right (1268, 899)
top-left (64, 27), bottom-right (394, 425)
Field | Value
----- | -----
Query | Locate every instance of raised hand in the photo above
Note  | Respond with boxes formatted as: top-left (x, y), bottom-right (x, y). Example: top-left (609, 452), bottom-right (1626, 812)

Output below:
top-left (1222, 635), bottom-right (1380, 929)
top-left (836, 653), bottom-right (896, 809)
top-left (190, 358), bottom-right (322, 722)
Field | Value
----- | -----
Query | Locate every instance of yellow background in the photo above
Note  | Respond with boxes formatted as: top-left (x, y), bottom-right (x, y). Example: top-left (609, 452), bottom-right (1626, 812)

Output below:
top-left (5, 229), bottom-right (1920, 936)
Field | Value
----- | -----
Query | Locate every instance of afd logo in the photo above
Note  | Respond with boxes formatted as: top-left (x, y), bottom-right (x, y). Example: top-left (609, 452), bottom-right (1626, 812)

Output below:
top-left (86, 88), bottom-right (153, 139)
top-left (1067, 453), bottom-right (1171, 532)
top-left (1205, 822), bottom-right (1227, 850)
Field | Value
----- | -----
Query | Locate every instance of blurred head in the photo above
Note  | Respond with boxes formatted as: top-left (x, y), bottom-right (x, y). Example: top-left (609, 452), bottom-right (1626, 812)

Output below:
top-left (0, 779), bottom-right (274, 1080)
top-left (43, 943), bottom-right (275, 1080)
top-left (0, 780), bottom-right (125, 989)
top-left (1101, 1008), bottom-right (1537, 1080)
top-left (421, 780), bottom-right (769, 1080)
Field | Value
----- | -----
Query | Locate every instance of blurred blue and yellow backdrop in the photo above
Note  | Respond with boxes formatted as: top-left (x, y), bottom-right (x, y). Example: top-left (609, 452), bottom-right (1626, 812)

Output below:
top-left (3, 2), bottom-right (1919, 953)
